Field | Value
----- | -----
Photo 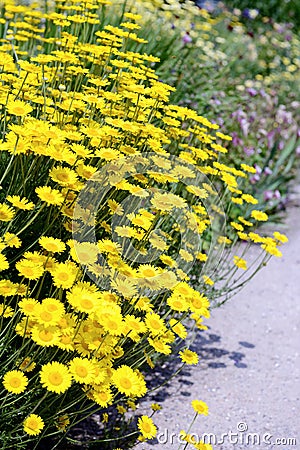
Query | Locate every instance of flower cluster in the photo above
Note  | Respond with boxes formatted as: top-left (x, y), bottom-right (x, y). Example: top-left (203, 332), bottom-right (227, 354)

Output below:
top-left (0, 0), bottom-right (287, 447)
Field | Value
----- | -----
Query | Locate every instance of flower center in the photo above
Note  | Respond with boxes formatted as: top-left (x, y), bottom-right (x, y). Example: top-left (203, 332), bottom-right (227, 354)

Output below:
top-left (49, 372), bottom-right (63, 386)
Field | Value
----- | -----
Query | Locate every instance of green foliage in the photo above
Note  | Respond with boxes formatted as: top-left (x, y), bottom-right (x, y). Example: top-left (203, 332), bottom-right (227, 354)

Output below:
top-left (223, 0), bottom-right (300, 28)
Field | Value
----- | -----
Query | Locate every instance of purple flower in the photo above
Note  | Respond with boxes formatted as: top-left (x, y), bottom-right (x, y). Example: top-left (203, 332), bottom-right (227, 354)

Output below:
top-left (254, 164), bottom-right (262, 175)
top-left (274, 190), bottom-right (281, 199)
top-left (264, 167), bottom-right (273, 175)
top-left (232, 132), bottom-right (243, 147)
top-left (264, 190), bottom-right (273, 201)
top-left (243, 146), bottom-right (255, 156)
top-left (240, 118), bottom-right (250, 137)
top-left (267, 129), bottom-right (276, 149)
top-left (182, 33), bottom-right (192, 44)
top-left (250, 174), bottom-right (260, 184)
top-left (259, 89), bottom-right (267, 98)
top-left (247, 88), bottom-right (257, 96)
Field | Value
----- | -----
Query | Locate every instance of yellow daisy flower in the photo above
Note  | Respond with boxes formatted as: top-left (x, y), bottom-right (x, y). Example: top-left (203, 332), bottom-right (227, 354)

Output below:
top-left (7, 99), bottom-right (33, 117)
top-left (35, 186), bottom-right (64, 206)
top-left (179, 348), bottom-right (199, 365)
top-left (68, 357), bottom-right (96, 384)
top-left (23, 414), bottom-right (44, 436)
top-left (251, 210), bottom-right (268, 221)
top-left (16, 259), bottom-right (44, 280)
top-left (0, 203), bottom-right (15, 222)
top-left (0, 253), bottom-right (9, 271)
top-left (40, 361), bottom-right (72, 394)
top-left (2, 370), bottom-right (28, 394)
top-left (233, 256), bottom-right (248, 270)
top-left (137, 415), bottom-right (157, 439)
top-left (6, 195), bottom-right (34, 210)
top-left (38, 236), bottom-right (66, 254)
top-left (191, 399), bottom-right (209, 415)
top-left (112, 365), bottom-right (146, 397)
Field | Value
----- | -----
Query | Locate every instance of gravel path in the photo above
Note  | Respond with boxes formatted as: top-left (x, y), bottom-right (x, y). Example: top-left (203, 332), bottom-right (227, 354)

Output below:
top-left (135, 194), bottom-right (300, 450)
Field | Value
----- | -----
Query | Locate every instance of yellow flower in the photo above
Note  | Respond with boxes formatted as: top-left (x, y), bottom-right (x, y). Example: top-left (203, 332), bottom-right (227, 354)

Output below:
top-left (18, 298), bottom-right (39, 316)
top-left (33, 303), bottom-right (62, 327)
top-left (110, 276), bottom-right (138, 298)
top-left (241, 163), bottom-right (256, 173)
top-left (233, 256), bottom-right (247, 270)
top-left (202, 275), bottom-right (214, 286)
top-left (179, 249), bottom-right (194, 262)
top-left (40, 361), bottom-right (72, 394)
top-left (38, 236), bottom-right (66, 253)
top-left (196, 252), bottom-right (207, 262)
top-left (137, 415), bottom-right (157, 439)
top-left (242, 194), bottom-right (258, 204)
top-left (231, 197), bottom-right (243, 204)
top-left (35, 186), bottom-right (64, 206)
top-left (6, 195), bottom-right (34, 210)
top-left (151, 192), bottom-right (186, 211)
top-left (151, 403), bottom-right (161, 411)
top-left (251, 210), bottom-right (268, 221)
top-left (179, 349), bottom-right (199, 365)
top-left (56, 414), bottom-right (70, 432)
top-left (0, 280), bottom-right (17, 297)
top-left (167, 293), bottom-right (189, 312)
top-left (148, 337), bottom-right (171, 355)
top-left (67, 283), bottom-right (101, 313)
top-left (7, 99), bottom-right (33, 116)
top-left (92, 388), bottom-right (113, 407)
top-left (145, 312), bottom-right (166, 336)
top-left (31, 325), bottom-right (60, 347)
top-left (17, 357), bottom-right (36, 373)
top-left (23, 414), bottom-right (44, 436)
top-left (0, 203), bottom-right (15, 222)
top-left (69, 357), bottom-right (96, 384)
top-left (117, 404), bottom-right (127, 414)
top-left (160, 254), bottom-right (176, 267)
top-left (169, 319), bottom-right (187, 339)
top-left (238, 216), bottom-right (253, 227)
top-left (138, 264), bottom-right (161, 279)
top-left (70, 242), bottom-right (99, 265)
top-left (221, 172), bottom-right (237, 187)
top-left (189, 291), bottom-right (210, 315)
top-left (2, 370), bottom-right (28, 394)
top-left (0, 303), bottom-right (14, 317)
top-left (123, 315), bottom-right (147, 340)
top-left (112, 365), bottom-right (146, 397)
top-left (0, 253), bottom-right (9, 271)
top-left (3, 232), bottom-right (22, 248)
top-left (186, 185), bottom-right (208, 198)
top-left (273, 231), bottom-right (288, 243)
top-left (49, 166), bottom-right (79, 186)
top-left (230, 221), bottom-right (244, 231)
top-left (261, 244), bottom-right (282, 257)
top-left (97, 308), bottom-right (124, 336)
top-left (16, 259), bottom-right (44, 280)
top-left (191, 399), bottom-right (209, 415)
top-left (50, 261), bottom-right (78, 289)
